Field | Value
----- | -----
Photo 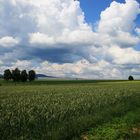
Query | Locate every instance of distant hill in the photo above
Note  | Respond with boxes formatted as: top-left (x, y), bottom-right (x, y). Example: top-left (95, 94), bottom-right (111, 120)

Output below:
top-left (36, 74), bottom-right (55, 78)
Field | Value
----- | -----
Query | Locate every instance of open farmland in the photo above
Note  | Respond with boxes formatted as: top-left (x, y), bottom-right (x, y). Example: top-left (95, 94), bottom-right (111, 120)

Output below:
top-left (0, 80), bottom-right (140, 140)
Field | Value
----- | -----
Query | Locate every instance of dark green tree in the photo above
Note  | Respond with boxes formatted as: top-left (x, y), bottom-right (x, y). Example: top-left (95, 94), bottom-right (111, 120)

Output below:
top-left (128, 75), bottom-right (134, 81)
top-left (28, 70), bottom-right (36, 81)
top-left (4, 69), bottom-right (12, 81)
top-left (21, 70), bottom-right (28, 82)
top-left (12, 68), bottom-right (21, 82)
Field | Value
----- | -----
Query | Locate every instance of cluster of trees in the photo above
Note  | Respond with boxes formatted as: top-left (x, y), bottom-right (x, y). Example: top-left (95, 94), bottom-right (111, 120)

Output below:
top-left (4, 68), bottom-right (36, 82)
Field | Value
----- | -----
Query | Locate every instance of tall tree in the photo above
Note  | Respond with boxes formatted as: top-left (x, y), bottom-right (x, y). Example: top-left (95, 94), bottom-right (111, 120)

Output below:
top-left (12, 68), bottom-right (21, 82)
top-left (28, 70), bottom-right (36, 81)
top-left (21, 70), bottom-right (28, 82)
top-left (4, 69), bottom-right (12, 81)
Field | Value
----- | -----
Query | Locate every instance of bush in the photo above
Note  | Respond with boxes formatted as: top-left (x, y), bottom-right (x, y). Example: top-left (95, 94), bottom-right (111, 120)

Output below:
top-left (128, 76), bottom-right (134, 81)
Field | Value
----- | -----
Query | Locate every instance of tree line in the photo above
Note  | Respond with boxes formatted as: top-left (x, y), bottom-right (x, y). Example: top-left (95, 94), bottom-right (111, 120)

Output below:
top-left (4, 68), bottom-right (36, 82)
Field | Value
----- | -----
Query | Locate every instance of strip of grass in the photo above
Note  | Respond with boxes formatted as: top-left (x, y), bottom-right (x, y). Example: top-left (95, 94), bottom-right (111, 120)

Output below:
top-left (76, 109), bottom-right (140, 140)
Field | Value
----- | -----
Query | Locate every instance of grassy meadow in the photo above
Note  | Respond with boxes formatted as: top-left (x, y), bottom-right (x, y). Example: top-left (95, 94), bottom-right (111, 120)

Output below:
top-left (0, 79), bottom-right (140, 140)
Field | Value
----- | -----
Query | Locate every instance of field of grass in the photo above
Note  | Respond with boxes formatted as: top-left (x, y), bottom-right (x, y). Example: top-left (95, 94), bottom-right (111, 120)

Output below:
top-left (0, 79), bottom-right (140, 140)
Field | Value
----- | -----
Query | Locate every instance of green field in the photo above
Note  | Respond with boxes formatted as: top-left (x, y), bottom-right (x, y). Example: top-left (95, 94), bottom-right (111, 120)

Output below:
top-left (0, 80), bottom-right (140, 140)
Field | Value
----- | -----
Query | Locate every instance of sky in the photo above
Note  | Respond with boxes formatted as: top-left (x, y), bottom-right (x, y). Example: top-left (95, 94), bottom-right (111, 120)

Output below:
top-left (0, 0), bottom-right (140, 79)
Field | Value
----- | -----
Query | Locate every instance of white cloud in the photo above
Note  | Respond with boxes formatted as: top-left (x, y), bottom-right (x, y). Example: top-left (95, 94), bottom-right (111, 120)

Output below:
top-left (95, 0), bottom-right (140, 49)
top-left (112, 31), bottom-right (139, 47)
top-left (0, 36), bottom-right (19, 47)
top-left (107, 46), bottom-right (140, 65)
top-left (29, 32), bottom-right (55, 45)
top-left (11, 60), bottom-right (31, 70)
top-left (98, 0), bottom-right (140, 34)
top-left (27, 0), bottom-right (95, 46)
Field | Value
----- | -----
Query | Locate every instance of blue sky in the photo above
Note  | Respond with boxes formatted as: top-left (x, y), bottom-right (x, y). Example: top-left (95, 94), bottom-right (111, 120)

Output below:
top-left (0, 0), bottom-right (140, 79)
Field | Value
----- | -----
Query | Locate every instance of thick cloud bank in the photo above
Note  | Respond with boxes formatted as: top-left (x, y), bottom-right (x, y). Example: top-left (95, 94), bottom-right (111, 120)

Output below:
top-left (0, 0), bottom-right (140, 79)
